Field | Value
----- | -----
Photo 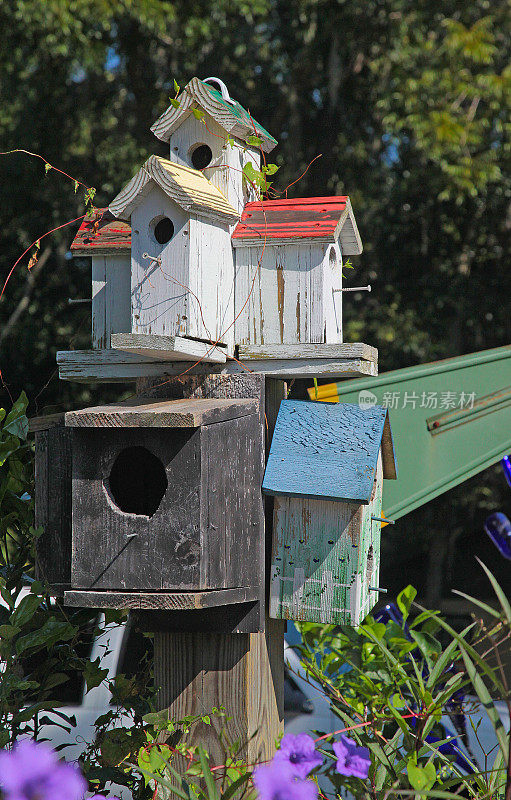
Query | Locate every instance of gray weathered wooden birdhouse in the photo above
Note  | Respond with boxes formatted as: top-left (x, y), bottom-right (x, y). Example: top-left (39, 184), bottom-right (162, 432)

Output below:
top-left (262, 400), bottom-right (397, 626)
top-left (66, 76), bottom-right (366, 380)
top-left (33, 397), bottom-right (265, 628)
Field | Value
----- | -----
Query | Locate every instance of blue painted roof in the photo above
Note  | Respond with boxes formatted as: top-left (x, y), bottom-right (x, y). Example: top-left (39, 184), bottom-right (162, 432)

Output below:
top-left (263, 400), bottom-right (397, 504)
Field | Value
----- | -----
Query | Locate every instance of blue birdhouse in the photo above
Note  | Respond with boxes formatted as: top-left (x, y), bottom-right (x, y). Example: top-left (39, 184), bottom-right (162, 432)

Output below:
top-left (262, 400), bottom-right (397, 626)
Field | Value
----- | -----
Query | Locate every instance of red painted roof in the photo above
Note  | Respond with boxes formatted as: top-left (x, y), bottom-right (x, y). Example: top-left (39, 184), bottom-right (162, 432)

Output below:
top-left (232, 196), bottom-right (350, 243)
top-left (70, 209), bottom-right (131, 254)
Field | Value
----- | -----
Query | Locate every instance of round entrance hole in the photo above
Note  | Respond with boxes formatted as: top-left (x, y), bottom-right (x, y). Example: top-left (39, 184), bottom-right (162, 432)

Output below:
top-left (153, 217), bottom-right (175, 245)
top-left (190, 143), bottom-right (213, 170)
top-left (107, 446), bottom-right (167, 517)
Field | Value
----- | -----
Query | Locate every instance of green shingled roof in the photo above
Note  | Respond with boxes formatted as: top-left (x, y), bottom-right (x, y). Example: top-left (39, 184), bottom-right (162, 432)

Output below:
top-left (151, 76), bottom-right (278, 153)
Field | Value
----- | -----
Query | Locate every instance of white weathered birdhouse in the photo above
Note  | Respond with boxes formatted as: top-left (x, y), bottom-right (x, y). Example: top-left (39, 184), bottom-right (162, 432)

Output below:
top-left (232, 196), bottom-right (363, 346)
top-left (151, 76), bottom-right (277, 214)
top-left (263, 400), bottom-right (397, 626)
top-left (67, 76), bottom-right (366, 380)
top-left (107, 155), bottom-right (239, 351)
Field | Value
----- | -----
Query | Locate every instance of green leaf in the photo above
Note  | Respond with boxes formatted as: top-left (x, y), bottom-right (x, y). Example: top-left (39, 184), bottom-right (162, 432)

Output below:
top-left (221, 772), bottom-right (251, 800)
top-left (451, 588), bottom-right (500, 618)
top-left (0, 584), bottom-right (14, 609)
top-left (3, 392), bottom-right (29, 437)
top-left (426, 626), bottom-right (471, 689)
top-left (198, 746), bottom-right (220, 800)
top-left (0, 623), bottom-right (20, 639)
top-left (16, 617), bottom-right (76, 654)
top-left (246, 135), bottom-right (263, 147)
top-left (84, 657), bottom-right (108, 691)
top-left (489, 746), bottom-right (507, 790)
top-left (410, 630), bottom-right (441, 663)
top-left (460, 646), bottom-right (509, 762)
top-left (170, 98), bottom-right (181, 109)
top-left (397, 585), bottom-right (417, 621)
top-left (100, 728), bottom-right (135, 766)
top-left (192, 108), bottom-right (204, 120)
top-left (263, 163), bottom-right (279, 175)
top-left (407, 759), bottom-right (436, 792)
top-left (242, 162), bottom-right (259, 182)
top-left (476, 558), bottom-right (511, 624)
top-left (74, 179), bottom-right (79, 193)
top-left (416, 604), bottom-right (506, 695)
top-left (173, 79), bottom-right (180, 94)
top-left (44, 162), bottom-right (51, 173)
top-left (10, 593), bottom-right (41, 628)
top-left (133, 757), bottom-right (191, 800)
top-left (43, 672), bottom-right (69, 691)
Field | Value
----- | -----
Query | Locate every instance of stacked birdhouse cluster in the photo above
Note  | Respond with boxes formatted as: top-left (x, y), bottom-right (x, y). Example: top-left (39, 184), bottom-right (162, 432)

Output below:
top-left (34, 76), bottom-right (396, 631)
top-left (70, 76), bottom-right (363, 356)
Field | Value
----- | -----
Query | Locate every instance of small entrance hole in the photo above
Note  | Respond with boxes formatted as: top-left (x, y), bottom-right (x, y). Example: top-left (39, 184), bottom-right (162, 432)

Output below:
top-left (107, 446), bottom-right (167, 517)
top-left (152, 217), bottom-right (175, 245)
top-left (190, 143), bottom-right (213, 170)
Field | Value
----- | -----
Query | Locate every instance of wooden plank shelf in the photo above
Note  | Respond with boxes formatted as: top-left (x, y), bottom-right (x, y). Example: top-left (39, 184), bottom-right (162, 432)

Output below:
top-left (64, 587), bottom-right (258, 611)
top-left (110, 333), bottom-right (228, 364)
top-left (57, 343), bottom-right (378, 383)
top-left (65, 397), bottom-right (258, 429)
top-left (238, 342), bottom-right (377, 363)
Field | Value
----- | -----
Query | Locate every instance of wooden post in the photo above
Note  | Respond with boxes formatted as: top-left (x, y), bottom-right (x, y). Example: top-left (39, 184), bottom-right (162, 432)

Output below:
top-left (136, 374), bottom-right (285, 766)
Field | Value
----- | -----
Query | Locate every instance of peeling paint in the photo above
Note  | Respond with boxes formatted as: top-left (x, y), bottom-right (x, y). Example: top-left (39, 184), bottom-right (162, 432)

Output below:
top-left (276, 261), bottom-right (285, 344)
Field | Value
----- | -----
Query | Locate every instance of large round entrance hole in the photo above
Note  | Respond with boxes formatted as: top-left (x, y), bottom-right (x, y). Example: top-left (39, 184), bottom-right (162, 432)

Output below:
top-left (107, 446), bottom-right (167, 517)
top-left (190, 143), bottom-right (213, 170)
top-left (152, 217), bottom-right (175, 245)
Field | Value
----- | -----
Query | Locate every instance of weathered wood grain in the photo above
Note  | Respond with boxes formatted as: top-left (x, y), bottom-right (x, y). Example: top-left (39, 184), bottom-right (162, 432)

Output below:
top-left (263, 400), bottom-right (393, 502)
top-left (29, 412), bottom-right (65, 433)
top-left (70, 209), bottom-right (131, 255)
top-left (150, 76), bottom-right (277, 153)
top-left (71, 426), bottom-right (201, 591)
top-left (269, 456), bottom-right (383, 625)
top-left (166, 110), bottom-right (260, 213)
top-left (57, 348), bottom-right (377, 382)
top-left (70, 402), bottom-right (262, 596)
top-left (92, 254), bottom-right (131, 350)
top-left (64, 587), bottom-right (257, 610)
top-left (109, 155), bottom-right (239, 223)
top-left (65, 397), bottom-right (257, 428)
top-left (145, 373), bottom-right (282, 768)
top-left (238, 342), bottom-right (377, 363)
top-left (234, 242), bottom-right (340, 346)
top-left (153, 621), bottom-right (283, 767)
top-left (232, 196), bottom-right (362, 255)
top-left (34, 422), bottom-right (73, 591)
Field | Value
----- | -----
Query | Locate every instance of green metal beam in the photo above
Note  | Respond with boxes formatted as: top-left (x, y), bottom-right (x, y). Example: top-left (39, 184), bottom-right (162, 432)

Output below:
top-left (308, 345), bottom-right (511, 521)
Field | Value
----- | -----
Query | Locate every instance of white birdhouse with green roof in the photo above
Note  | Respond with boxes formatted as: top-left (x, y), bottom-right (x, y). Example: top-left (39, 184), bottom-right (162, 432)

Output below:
top-left (151, 76), bottom-right (277, 214)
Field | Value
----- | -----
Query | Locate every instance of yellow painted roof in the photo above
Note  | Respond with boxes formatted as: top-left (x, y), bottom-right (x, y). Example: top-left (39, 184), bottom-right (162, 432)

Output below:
top-left (109, 155), bottom-right (239, 223)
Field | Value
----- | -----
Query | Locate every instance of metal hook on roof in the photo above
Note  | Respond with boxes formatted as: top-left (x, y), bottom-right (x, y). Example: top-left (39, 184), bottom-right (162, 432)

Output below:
top-left (203, 77), bottom-right (237, 106)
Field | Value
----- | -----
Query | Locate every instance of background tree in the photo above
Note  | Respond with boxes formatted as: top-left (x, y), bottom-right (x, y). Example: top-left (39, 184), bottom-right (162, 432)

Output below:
top-left (0, 0), bottom-right (509, 609)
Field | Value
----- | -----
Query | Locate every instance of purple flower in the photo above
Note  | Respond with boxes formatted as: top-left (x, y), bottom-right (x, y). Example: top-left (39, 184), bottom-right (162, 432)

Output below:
top-left (333, 735), bottom-right (371, 779)
top-left (272, 734), bottom-right (323, 779)
top-left (0, 740), bottom-right (87, 800)
top-left (254, 763), bottom-right (318, 800)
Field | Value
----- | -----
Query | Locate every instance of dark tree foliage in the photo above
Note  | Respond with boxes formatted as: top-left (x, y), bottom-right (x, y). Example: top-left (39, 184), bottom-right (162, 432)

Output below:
top-left (0, 0), bottom-right (509, 607)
